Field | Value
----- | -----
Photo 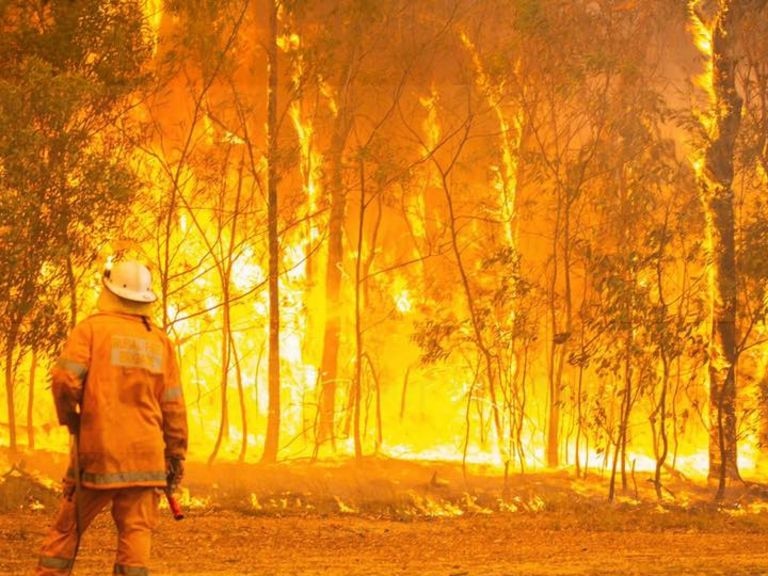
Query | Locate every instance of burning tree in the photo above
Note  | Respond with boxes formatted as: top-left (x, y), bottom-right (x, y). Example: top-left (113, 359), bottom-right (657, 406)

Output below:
top-left (688, 0), bottom-right (768, 495)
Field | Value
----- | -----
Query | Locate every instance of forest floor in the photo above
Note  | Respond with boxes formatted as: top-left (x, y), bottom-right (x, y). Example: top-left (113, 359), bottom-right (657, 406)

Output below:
top-left (2, 450), bottom-right (768, 575)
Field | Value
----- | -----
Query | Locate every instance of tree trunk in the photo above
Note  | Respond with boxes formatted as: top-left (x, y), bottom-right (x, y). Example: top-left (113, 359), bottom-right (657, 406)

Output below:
top-left (208, 160), bottom-right (244, 465)
top-left (316, 115), bottom-right (352, 450)
top-left (4, 337), bottom-right (17, 453)
top-left (261, 0), bottom-right (280, 464)
top-left (759, 371), bottom-right (768, 471)
top-left (233, 336), bottom-right (247, 463)
top-left (26, 350), bottom-right (37, 450)
top-left (352, 159), bottom-right (366, 461)
top-left (654, 351), bottom-right (671, 500)
top-left (207, 283), bottom-right (231, 465)
top-left (652, 208), bottom-right (673, 500)
top-left (66, 254), bottom-right (78, 328)
top-left (547, 192), bottom-right (573, 468)
top-left (696, 0), bottom-right (747, 488)
top-left (314, 9), bottom-right (364, 452)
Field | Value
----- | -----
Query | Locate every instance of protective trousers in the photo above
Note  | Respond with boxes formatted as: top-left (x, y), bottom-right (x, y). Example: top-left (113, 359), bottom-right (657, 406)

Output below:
top-left (36, 486), bottom-right (158, 575)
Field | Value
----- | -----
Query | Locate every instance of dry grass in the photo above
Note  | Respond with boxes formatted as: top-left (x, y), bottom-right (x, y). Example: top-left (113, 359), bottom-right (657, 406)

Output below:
top-left (3, 450), bottom-right (768, 574)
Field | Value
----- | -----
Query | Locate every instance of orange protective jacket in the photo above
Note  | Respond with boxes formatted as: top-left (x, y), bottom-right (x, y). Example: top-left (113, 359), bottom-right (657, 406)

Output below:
top-left (51, 303), bottom-right (187, 490)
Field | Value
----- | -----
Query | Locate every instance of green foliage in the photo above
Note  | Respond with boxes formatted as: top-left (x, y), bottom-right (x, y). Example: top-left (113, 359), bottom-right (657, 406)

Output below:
top-left (739, 202), bottom-right (768, 284)
top-left (163, 0), bottom-right (241, 79)
top-left (411, 317), bottom-right (460, 365)
top-left (0, 0), bottom-right (151, 357)
top-left (737, 201), bottom-right (768, 325)
top-left (410, 245), bottom-right (542, 368)
top-left (512, 0), bottom-right (548, 35)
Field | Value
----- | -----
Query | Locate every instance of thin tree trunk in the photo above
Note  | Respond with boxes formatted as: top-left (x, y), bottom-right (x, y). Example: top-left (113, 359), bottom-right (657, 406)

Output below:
top-left (399, 367), bottom-right (410, 420)
top-left (515, 346), bottom-right (529, 473)
top-left (547, 191), bottom-right (572, 468)
top-left (208, 284), bottom-right (231, 466)
top-left (574, 258), bottom-right (592, 478)
top-left (575, 343), bottom-right (586, 477)
top-left (232, 337), bottom-right (247, 463)
top-left (261, 0), bottom-right (281, 464)
top-left (66, 255), bottom-right (78, 328)
top-left (366, 354), bottom-right (383, 454)
top-left (619, 173), bottom-right (635, 492)
top-left (352, 158), bottom-right (365, 461)
top-left (652, 207), bottom-right (673, 500)
top-left (546, 233), bottom-right (562, 468)
top-left (4, 334), bottom-right (17, 453)
top-left (654, 353), bottom-right (671, 500)
top-left (619, 323), bottom-right (633, 491)
top-left (26, 350), bottom-right (37, 450)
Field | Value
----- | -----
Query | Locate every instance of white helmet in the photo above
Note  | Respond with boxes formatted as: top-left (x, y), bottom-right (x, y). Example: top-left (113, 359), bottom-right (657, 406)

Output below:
top-left (103, 260), bottom-right (158, 303)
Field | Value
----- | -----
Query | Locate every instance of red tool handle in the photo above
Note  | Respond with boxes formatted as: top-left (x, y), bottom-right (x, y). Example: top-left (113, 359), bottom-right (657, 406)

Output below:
top-left (165, 488), bottom-right (184, 520)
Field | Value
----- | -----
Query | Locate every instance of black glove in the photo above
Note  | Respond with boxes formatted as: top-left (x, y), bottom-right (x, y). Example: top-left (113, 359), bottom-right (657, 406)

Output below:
top-left (166, 457), bottom-right (185, 488)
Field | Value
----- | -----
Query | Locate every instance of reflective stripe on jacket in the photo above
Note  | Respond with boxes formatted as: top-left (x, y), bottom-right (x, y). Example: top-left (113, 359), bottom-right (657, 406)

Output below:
top-left (51, 311), bottom-right (188, 489)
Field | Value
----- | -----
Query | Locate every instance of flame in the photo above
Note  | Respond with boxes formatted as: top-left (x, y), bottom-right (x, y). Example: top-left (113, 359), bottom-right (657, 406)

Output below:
top-left (392, 275), bottom-right (413, 314)
top-left (394, 289), bottom-right (412, 314)
top-left (284, 26), bottom-right (323, 283)
top-left (140, 0), bottom-right (163, 55)
top-left (460, 31), bottom-right (522, 245)
top-left (404, 491), bottom-right (464, 517)
top-left (690, 155), bottom-right (705, 177)
top-left (201, 110), bottom-right (216, 144)
top-left (687, 0), bottom-right (716, 133)
top-left (405, 193), bottom-right (427, 240)
top-left (12, 3), bottom-right (765, 492)
top-left (334, 496), bottom-right (358, 514)
top-left (276, 32), bottom-right (301, 52)
top-left (289, 102), bottom-right (322, 239)
top-left (319, 79), bottom-right (338, 118)
top-left (231, 248), bottom-right (264, 292)
top-left (420, 88), bottom-right (442, 151)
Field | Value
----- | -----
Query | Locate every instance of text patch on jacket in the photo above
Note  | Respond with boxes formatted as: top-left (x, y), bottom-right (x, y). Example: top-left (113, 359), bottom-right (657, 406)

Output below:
top-left (111, 335), bottom-right (163, 373)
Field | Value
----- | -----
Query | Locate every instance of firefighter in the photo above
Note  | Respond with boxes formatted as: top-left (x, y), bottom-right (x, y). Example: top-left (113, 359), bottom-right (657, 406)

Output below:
top-left (36, 260), bottom-right (188, 576)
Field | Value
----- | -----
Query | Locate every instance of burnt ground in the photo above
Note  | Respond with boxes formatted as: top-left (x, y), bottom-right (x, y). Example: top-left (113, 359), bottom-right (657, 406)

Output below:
top-left (3, 452), bottom-right (768, 575)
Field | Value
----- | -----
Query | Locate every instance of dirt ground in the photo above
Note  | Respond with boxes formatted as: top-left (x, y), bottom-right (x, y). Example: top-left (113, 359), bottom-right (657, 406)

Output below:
top-left (4, 509), bottom-right (768, 576)
top-left (3, 453), bottom-right (768, 575)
